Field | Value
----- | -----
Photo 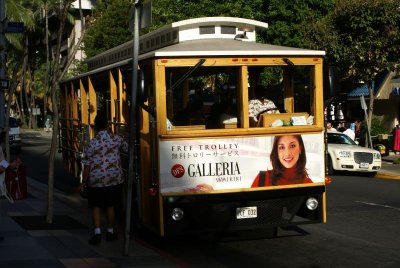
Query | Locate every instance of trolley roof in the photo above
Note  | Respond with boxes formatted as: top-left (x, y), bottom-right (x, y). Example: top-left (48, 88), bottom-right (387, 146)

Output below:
top-left (67, 17), bottom-right (325, 82)
top-left (141, 38), bottom-right (325, 59)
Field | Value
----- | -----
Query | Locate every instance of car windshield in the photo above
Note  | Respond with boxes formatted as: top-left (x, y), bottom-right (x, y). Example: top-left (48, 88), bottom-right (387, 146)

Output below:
top-left (9, 117), bottom-right (19, 128)
top-left (327, 133), bottom-right (356, 145)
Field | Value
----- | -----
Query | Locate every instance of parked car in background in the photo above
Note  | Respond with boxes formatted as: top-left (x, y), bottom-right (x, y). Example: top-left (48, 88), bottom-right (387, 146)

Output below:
top-left (9, 117), bottom-right (21, 152)
top-left (327, 132), bottom-right (381, 176)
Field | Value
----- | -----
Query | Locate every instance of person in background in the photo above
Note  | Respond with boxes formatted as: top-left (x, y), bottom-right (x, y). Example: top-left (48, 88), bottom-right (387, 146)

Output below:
top-left (340, 123), bottom-right (355, 141)
top-left (0, 128), bottom-right (21, 208)
top-left (326, 122), bottom-right (337, 132)
top-left (248, 86), bottom-right (279, 127)
top-left (355, 119), bottom-right (362, 139)
top-left (251, 135), bottom-right (312, 187)
top-left (394, 124), bottom-right (400, 154)
top-left (45, 118), bottom-right (51, 132)
top-left (350, 121), bottom-right (356, 133)
top-left (81, 111), bottom-right (128, 245)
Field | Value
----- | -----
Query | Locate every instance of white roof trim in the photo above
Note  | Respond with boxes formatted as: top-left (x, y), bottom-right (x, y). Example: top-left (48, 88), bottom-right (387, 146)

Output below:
top-left (140, 50), bottom-right (325, 59)
top-left (170, 17), bottom-right (269, 30)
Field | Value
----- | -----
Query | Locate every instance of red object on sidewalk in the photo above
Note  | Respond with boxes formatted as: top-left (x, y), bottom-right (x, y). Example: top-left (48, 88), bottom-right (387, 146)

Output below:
top-left (394, 126), bottom-right (400, 152)
top-left (5, 164), bottom-right (27, 201)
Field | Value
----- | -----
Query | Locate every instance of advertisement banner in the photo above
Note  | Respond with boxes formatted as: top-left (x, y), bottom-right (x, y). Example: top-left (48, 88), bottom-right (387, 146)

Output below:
top-left (159, 133), bottom-right (325, 193)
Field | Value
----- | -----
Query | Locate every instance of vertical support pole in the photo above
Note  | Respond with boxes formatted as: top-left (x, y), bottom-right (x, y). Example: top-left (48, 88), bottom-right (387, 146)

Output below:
top-left (124, 0), bottom-right (141, 256)
top-left (0, 0), bottom-right (6, 128)
top-left (0, 0), bottom-right (5, 242)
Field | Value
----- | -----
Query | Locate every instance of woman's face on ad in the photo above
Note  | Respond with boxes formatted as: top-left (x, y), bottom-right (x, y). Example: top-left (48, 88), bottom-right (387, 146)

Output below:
top-left (277, 136), bottom-right (301, 169)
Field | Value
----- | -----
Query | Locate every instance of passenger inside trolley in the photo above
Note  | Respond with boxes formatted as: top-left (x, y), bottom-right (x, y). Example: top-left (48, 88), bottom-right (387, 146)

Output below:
top-left (248, 85), bottom-right (280, 127)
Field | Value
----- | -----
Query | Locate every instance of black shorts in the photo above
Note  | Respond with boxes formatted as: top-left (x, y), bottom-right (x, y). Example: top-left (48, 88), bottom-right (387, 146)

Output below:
top-left (87, 184), bottom-right (122, 208)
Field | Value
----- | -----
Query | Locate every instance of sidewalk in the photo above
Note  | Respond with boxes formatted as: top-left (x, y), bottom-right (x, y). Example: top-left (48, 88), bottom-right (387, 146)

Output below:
top-left (377, 153), bottom-right (400, 179)
top-left (0, 178), bottom-right (177, 268)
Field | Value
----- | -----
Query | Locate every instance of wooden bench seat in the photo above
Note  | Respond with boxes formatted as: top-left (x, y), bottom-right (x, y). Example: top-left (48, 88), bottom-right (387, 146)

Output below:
top-left (258, 112), bottom-right (310, 127)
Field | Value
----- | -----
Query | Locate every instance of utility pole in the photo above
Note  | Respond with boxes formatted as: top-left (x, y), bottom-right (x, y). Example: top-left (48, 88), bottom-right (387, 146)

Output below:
top-left (124, 0), bottom-right (151, 256)
top-left (0, 0), bottom-right (6, 128)
top-left (124, 0), bottom-right (142, 256)
top-left (0, 0), bottom-right (4, 242)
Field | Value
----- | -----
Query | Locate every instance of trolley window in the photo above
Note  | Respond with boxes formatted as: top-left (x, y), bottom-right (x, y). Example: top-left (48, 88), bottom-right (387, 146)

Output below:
top-left (165, 63), bottom-right (316, 130)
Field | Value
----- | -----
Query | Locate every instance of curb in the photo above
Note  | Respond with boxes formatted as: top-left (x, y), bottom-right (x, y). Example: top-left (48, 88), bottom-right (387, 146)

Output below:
top-left (376, 172), bottom-right (400, 180)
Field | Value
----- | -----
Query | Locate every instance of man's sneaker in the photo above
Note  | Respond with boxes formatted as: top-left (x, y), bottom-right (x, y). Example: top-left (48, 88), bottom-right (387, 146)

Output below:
top-left (106, 232), bottom-right (118, 241)
top-left (88, 234), bottom-right (101, 245)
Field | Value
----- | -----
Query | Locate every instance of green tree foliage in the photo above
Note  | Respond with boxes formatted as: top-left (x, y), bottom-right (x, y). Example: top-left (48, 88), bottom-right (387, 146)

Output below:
top-left (260, 0), bottom-right (335, 47)
top-left (83, 0), bottom-right (336, 57)
top-left (305, 0), bottom-right (400, 147)
top-left (150, 0), bottom-right (265, 31)
top-left (84, 0), bottom-right (133, 57)
top-left (305, 0), bottom-right (400, 83)
top-left (83, 0), bottom-right (266, 57)
top-left (370, 117), bottom-right (390, 136)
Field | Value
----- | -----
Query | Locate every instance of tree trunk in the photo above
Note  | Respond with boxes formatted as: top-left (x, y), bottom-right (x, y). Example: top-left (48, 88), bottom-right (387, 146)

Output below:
top-left (60, 0), bottom-right (86, 79)
top-left (19, 84), bottom-right (25, 127)
top-left (45, 1), bottom-right (54, 224)
top-left (46, 0), bottom-right (76, 224)
top-left (367, 81), bottom-right (374, 148)
top-left (44, 2), bottom-right (50, 127)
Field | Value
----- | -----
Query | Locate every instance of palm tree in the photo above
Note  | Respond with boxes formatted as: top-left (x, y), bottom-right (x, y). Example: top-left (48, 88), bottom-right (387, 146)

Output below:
top-left (3, 0), bottom-right (35, 160)
top-left (6, 0), bottom-right (88, 223)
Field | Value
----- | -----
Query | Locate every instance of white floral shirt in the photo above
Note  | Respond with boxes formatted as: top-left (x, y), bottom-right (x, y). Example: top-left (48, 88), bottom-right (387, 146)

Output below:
top-left (82, 130), bottom-right (128, 187)
top-left (248, 98), bottom-right (279, 123)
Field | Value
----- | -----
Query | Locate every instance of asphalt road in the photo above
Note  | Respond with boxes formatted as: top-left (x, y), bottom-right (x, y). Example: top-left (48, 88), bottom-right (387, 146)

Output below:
top-left (140, 174), bottom-right (400, 267)
top-left (14, 130), bottom-right (78, 193)
top-left (16, 130), bottom-right (400, 267)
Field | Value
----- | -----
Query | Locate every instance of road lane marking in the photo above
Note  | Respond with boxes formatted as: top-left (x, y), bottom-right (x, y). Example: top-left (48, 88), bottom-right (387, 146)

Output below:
top-left (355, 201), bottom-right (400, 211)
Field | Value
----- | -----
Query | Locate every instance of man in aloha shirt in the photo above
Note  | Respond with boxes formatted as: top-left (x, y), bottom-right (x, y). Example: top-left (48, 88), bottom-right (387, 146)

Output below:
top-left (83, 131), bottom-right (128, 187)
top-left (248, 95), bottom-right (279, 126)
top-left (81, 112), bottom-right (128, 245)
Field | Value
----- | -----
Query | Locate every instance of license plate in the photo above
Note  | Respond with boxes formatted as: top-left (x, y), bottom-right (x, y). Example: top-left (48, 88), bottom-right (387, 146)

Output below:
top-left (236, 206), bottom-right (257, 219)
top-left (360, 162), bottom-right (369, 168)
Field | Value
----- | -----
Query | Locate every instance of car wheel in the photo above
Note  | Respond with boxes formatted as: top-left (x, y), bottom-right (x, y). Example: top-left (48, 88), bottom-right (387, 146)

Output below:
top-left (327, 155), bottom-right (335, 175)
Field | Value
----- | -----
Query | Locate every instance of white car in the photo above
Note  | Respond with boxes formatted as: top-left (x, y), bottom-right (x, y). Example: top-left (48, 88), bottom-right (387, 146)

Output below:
top-left (9, 117), bottom-right (21, 152)
top-left (327, 132), bottom-right (381, 176)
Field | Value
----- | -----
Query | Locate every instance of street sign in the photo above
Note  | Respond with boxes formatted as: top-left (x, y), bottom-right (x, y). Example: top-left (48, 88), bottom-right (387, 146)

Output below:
top-left (129, 0), bottom-right (152, 32)
top-left (0, 78), bottom-right (9, 89)
top-left (360, 95), bottom-right (367, 110)
top-left (5, 22), bottom-right (24, 33)
top-left (141, 0), bottom-right (152, 29)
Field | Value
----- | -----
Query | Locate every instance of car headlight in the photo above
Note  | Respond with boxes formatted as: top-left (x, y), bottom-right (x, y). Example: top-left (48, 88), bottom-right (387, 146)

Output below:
top-left (373, 153), bottom-right (381, 159)
top-left (338, 151), bottom-right (351, 158)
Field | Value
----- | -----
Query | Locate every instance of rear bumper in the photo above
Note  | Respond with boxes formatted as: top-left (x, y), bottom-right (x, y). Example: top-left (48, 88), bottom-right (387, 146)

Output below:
top-left (162, 186), bottom-right (325, 236)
